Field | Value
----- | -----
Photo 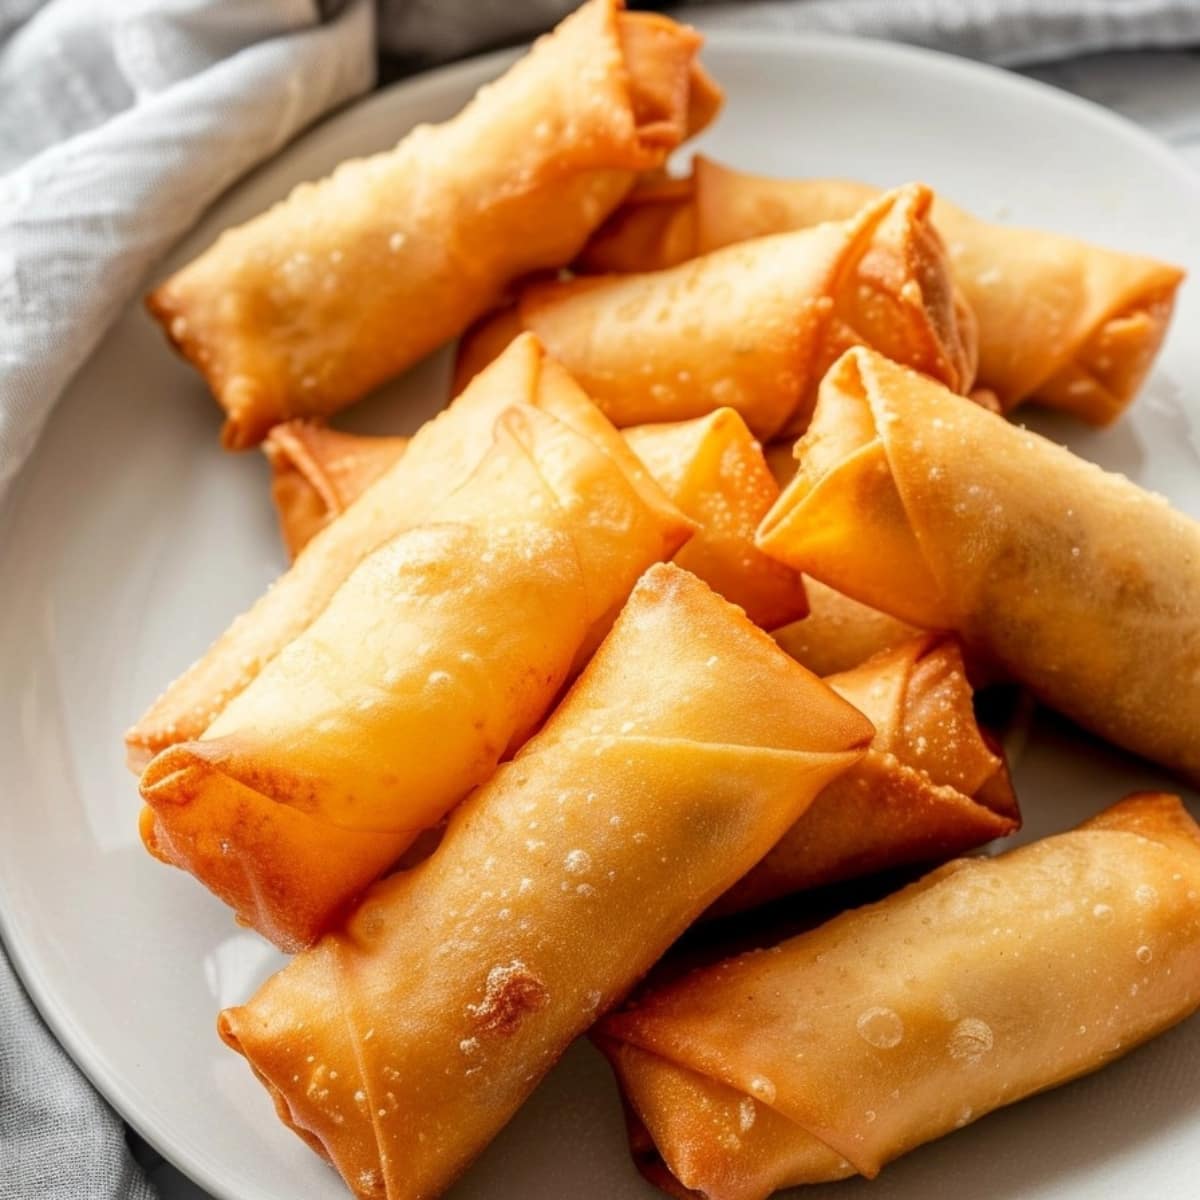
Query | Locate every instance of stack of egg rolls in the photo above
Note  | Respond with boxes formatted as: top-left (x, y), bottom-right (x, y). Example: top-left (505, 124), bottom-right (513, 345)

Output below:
top-left (579, 155), bottom-right (1183, 423)
top-left (758, 347), bottom-right (1200, 781)
top-left (598, 793), bottom-right (1200, 1200)
top-left (138, 378), bottom-right (691, 949)
top-left (218, 564), bottom-right (874, 1198)
top-left (455, 183), bottom-right (977, 437)
top-left (146, 0), bottom-right (720, 447)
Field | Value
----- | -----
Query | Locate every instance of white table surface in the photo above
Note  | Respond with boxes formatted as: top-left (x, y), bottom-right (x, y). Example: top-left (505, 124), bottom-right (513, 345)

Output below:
top-left (137, 45), bottom-right (1200, 1200)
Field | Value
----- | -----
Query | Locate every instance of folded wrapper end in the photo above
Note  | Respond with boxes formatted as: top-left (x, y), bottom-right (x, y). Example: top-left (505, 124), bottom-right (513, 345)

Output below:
top-left (1031, 280), bottom-right (1182, 424)
top-left (756, 347), bottom-right (951, 630)
top-left (138, 742), bottom-right (411, 952)
top-left (708, 633), bottom-right (1020, 918)
top-left (823, 182), bottom-right (978, 404)
top-left (263, 421), bottom-right (409, 560)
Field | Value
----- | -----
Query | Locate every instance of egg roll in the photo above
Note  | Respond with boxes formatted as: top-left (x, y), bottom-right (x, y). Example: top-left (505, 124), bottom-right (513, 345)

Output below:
top-left (711, 635), bottom-right (1017, 917)
top-left (146, 0), bottom-right (721, 448)
top-left (454, 183), bottom-right (977, 438)
top-left (624, 410), bottom-right (807, 628)
top-left (264, 405), bottom-right (805, 629)
top-left (599, 792), bottom-right (1200, 1200)
top-left (758, 347), bottom-right (1200, 781)
top-left (125, 333), bottom-right (679, 770)
top-left (581, 156), bottom-right (1183, 423)
top-left (138, 400), bottom-right (691, 950)
top-left (771, 578), bottom-right (919, 678)
top-left (264, 422), bottom-right (408, 560)
top-left (217, 563), bottom-right (874, 1199)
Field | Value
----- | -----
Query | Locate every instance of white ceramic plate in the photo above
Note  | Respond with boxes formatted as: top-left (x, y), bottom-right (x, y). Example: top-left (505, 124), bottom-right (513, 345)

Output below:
top-left (2, 30), bottom-right (1199, 1200)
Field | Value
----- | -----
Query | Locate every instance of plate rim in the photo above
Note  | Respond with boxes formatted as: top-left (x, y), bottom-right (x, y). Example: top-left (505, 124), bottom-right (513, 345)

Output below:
top-left (3, 26), bottom-right (1200, 1200)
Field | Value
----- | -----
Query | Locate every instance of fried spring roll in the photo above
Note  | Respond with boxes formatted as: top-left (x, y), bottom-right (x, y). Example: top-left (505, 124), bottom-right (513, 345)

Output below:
top-left (138, 401), bottom-right (691, 950)
top-left (218, 564), bottom-right (873, 1199)
top-left (454, 184), bottom-right (977, 438)
top-left (624, 410), bottom-right (807, 628)
top-left (146, 0), bottom-right (721, 448)
top-left (265, 406), bottom-right (805, 628)
top-left (264, 422), bottom-right (408, 560)
top-left (599, 793), bottom-right (1200, 1200)
top-left (771, 578), bottom-right (919, 678)
top-left (711, 635), bottom-right (1017, 917)
top-left (126, 334), bottom-right (678, 769)
top-left (580, 156), bottom-right (1183, 423)
top-left (758, 347), bottom-right (1200, 781)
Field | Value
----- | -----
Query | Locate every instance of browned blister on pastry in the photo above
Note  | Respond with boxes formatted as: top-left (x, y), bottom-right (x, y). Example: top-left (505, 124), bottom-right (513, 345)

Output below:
top-left (599, 793), bottom-right (1200, 1200)
top-left (758, 347), bottom-right (1200, 781)
top-left (218, 564), bottom-right (873, 1199)
top-left (581, 156), bottom-right (1182, 423)
top-left (137, 391), bottom-right (691, 950)
top-left (455, 183), bottom-right (977, 438)
top-left (264, 422), bottom-right (408, 559)
top-left (146, 0), bottom-right (720, 447)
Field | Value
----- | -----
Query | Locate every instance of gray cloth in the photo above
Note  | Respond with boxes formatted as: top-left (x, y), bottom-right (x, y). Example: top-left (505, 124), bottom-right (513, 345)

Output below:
top-left (1, 2), bottom-right (1198, 1199)
top-left (0, 947), bottom-right (155, 1200)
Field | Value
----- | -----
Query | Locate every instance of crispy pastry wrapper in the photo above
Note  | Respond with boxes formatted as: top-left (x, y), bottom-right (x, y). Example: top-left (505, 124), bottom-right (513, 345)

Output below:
top-left (711, 635), bottom-right (1018, 916)
top-left (265, 406), bottom-right (805, 629)
top-left (217, 564), bottom-right (873, 1199)
top-left (771, 577), bottom-right (919, 678)
top-left (125, 333), bottom-right (681, 769)
top-left (598, 793), bottom-right (1200, 1200)
top-left (581, 156), bottom-right (1183, 423)
top-left (758, 347), bottom-right (1200, 781)
top-left (146, 0), bottom-right (721, 447)
top-left (624, 410), bottom-right (807, 627)
top-left (264, 422), bottom-right (408, 560)
top-left (454, 183), bottom-right (977, 438)
top-left (138, 397), bottom-right (691, 950)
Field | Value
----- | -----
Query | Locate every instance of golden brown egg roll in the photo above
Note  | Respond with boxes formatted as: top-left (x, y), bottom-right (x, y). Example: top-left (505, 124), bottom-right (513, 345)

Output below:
top-left (264, 405), bottom-right (804, 628)
top-left (264, 422), bottom-right (409, 560)
top-left (145, 0), bottom-right (721, 448)
top-left (454, 183), bottom-right (977, 438)
top-left (624, 410), bottom-right (807, 628)
top-left (125, 333), bottom-right (679, 770)
top-left (598, 792), bottom-right (1200, 1200)
top-left (711, 635), bottom-right (1017, 916)
top-left (771, 577), bottom-right (919, 678)
top-left (138, 400), bottom-right (691, 950)
top-left (581, 156), bottom-right (1183, 423)
top-left (217, 563), bottom-right (874, 1199)
top-left (758, 347), bottom-right (1200, 781)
